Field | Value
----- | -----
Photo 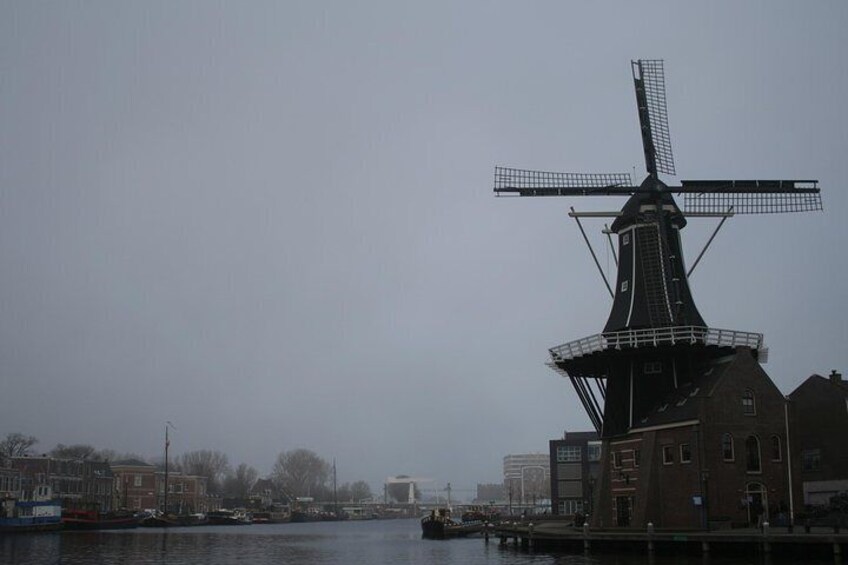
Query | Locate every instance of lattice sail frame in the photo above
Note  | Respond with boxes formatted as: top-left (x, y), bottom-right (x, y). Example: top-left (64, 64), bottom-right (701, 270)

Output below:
top-left (681, 180), bottom-right (822, 214)
top-left (494, 166), bottom-right (633, 196)
top-left (633, 59), bottom-right (676, 176)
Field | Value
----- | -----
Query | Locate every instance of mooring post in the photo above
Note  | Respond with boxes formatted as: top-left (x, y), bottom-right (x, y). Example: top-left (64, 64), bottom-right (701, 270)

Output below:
top-left (762, 521), bottom-right (771, 554)
top-left (583, 522), bottom-right (590, 552)
top-left (647, 522), bottom-right (655, 553)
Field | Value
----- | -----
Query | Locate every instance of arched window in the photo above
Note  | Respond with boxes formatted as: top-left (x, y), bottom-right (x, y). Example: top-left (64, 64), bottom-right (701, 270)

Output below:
top-left (742, 389), bottom-right (756, 415)
top-left (746, 435), bottom-right (761, 473)
top-left (771, 435), bottom-right (782, 462)
top-left (722, 433), bottom-right (735, 461)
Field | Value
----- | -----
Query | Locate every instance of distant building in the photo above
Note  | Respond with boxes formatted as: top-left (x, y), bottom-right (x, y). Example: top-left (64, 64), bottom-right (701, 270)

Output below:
top-left (156, 471), bottom-right (211, 514)
top-left (474, 483), bottom-right (505, 504)
top-left (0, 466), bottom-right (21, 499)
top-left (503, 453), bottom-right (550, 508)
top-left (249, 478), bottom-right (276, 508)
top-left (789, 369), bottom-right (848, 506)
top-left (111, 459), bottom-right (215, 513)
top-left (111, 459), bottom-right (157, 511)
top-left (549, 431), bottom-right (601, 517)
top-left (11, 456), bottom-right (113, 511)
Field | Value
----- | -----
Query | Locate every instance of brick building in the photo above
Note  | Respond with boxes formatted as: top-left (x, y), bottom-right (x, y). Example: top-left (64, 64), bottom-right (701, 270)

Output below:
top-left (157, 471), bottom-right (212, 514)
top-left (591, 349), bottom-right (791, 530)
top-left (111, 459), bottom-right (158, 511)
top-left (11, 456), bottom-right (113, 511)
top-left (789, 369), bottom-right (848, 507)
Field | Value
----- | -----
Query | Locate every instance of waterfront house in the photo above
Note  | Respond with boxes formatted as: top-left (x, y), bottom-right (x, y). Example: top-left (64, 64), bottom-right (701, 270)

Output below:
top-left (591, 348), bottom-right (791, 530)
top-left (788, 370), bottom-right (848, 508)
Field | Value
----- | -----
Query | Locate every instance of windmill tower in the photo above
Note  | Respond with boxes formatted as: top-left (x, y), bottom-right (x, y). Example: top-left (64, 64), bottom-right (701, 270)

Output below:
top-left (495, 60), bottom-right (822, 527)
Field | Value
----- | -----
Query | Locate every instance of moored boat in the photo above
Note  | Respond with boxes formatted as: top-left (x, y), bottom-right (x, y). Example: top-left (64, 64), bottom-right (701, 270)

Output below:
top-left (207, 509), bottom-right (252, 525)
top-left (62, 509), bottom-right (140, 530)
top-left (0, 487), bottom-right (62, 533)
top-left (421, 508), bottom-right (485, 539)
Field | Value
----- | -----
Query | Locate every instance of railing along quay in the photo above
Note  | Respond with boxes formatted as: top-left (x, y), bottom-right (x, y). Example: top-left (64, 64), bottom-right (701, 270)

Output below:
top-left (491, 520), bottom-right (846, 559)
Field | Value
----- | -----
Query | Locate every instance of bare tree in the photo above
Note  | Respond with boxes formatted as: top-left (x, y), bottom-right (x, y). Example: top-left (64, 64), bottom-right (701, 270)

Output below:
top-left (178, 450), bottom-right (230, 493)
top-left (349, 480), bottom-right (373, 502)
top-left (50, 443), bottom-right (98, 460)
top-left (222, 463), bottom-right (259, 500)
top-left (0, 433), bottom-right (38, 462)
top-left (270, 449), bottom-right (330, 499)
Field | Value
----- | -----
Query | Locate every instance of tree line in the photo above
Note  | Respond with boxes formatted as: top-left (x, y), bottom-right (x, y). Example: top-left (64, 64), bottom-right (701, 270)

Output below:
top-left (0, 432), bottom-right (372, 503)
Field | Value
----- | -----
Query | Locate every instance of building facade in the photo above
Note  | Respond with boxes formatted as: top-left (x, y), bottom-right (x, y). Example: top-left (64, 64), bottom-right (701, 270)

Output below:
top-left (111, 459), bottom-right (158, 511)
top-left (11, 456), bottom-right (113, 511)
top-left (503, 453), bottom-right (550, 509)
top-left (549, 431), bottom-right (601, 517)
top-left (789, 370), bottom-right (848, 507)
top-left (590, 349), bottom-right (792, 530)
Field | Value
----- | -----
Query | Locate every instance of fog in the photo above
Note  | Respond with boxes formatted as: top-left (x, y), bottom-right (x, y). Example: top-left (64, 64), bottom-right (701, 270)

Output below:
top-left (1, 1), bottom-right (846, 496)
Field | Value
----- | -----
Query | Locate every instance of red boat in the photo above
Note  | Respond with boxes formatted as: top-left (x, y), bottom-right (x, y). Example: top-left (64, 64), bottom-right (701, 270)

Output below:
top-left (62, 509), bottom-right (140, 530)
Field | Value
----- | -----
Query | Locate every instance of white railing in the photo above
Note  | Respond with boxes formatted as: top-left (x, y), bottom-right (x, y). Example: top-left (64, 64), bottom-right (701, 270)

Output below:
top-left (549, 326), bottom-right (763, 361)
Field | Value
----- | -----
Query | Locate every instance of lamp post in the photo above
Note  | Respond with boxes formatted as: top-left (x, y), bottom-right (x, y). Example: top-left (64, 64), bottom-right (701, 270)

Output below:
top-left (784, 396), bottom-right (795, 529)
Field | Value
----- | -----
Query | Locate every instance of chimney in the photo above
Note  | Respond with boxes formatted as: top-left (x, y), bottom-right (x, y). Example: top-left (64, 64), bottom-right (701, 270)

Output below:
top-left (830, 369), bottom-right (842, 383)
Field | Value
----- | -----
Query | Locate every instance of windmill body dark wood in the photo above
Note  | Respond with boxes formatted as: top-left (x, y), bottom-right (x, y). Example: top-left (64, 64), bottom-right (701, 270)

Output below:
top-left (495, 60), bottom-right (822, 438)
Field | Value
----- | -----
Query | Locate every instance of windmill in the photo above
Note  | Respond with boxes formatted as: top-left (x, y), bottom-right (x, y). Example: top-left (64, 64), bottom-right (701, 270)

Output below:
top-left (495, 60), bottom-right (822, 437)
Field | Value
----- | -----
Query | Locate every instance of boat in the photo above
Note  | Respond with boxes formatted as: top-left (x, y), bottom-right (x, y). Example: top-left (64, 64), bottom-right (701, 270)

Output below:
top-left (139, 512), bottom-right (207, 527)
top-left (62, 509), bottom-right (140, 530)
top-left (207, 509), bottom-right (252, 525)
top-left (0, 486), bottom-right (63, 533)
top-left (250, 510), bottom-right (290, 524)
top-left (421, 508), bottom-right (485, 539)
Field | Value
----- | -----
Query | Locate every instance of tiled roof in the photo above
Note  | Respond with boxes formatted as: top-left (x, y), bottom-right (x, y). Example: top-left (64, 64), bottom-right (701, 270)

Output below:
top-left (631, 355), bottom-right (735, 430)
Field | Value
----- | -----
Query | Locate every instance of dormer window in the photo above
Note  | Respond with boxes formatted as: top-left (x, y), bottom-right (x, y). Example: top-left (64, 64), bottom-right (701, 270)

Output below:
top-left (622, 233), bottom-right (630, 246)
top-left (621, 280), bottom-right (629, 292)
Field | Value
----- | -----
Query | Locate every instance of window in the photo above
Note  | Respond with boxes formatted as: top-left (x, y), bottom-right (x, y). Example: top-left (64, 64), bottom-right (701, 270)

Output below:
top-left (746, 436), bottom-right (761, 473)
top-left (680, 443), bottom-right (692, 463)
top-left (557, 445), bottom-right (582, 462)
top-left (742, 389), bottom-right (756, 415)
top-left (771, 436), bottom-right (782, 462)
top-left (134, 475), bottom-right (143, 487)
top-left (621, 280), bottom-right (629, 292)
top-left (644, 361), bottom-right (662, 375)
top-left (558, 499), bottom-right (584, 515)
top-left (802, 449), bottom-right (821, 472)
top-left (613, 451), bottom-right (623, 468)
top-left (633, 449), bottom-right (641, 467)
top-left (622, 233), bottom-right (630, 246)
top-left (722, 433), bottom-right (735, 461)
top-left (662, 445), bottom-right (674, 465)
top-left (587, 442), bottom-right (602, 462)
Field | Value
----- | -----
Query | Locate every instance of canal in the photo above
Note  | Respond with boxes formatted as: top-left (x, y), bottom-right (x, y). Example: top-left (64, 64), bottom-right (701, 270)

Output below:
top-left (0, 518), bottom-right (835, 564)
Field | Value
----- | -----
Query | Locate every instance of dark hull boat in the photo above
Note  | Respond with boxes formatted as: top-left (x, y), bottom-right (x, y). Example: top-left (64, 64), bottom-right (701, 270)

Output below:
top-left (421, 509), bottom-right (484, 539)
top-left (140, 513), bottom-right (206, 528)
top-left (207, 509), bottom-right (252, 526)
top-left (62, 509), bottom-right (139, 530)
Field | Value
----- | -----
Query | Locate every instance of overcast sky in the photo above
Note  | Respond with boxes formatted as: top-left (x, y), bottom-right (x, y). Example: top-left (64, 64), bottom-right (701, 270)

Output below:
top-left (1, 1), bottom-right (846, 497)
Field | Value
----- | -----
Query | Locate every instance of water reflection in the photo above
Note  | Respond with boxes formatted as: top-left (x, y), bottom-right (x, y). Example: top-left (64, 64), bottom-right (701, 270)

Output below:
top-left (0, 520), bottom-right (840, 565)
